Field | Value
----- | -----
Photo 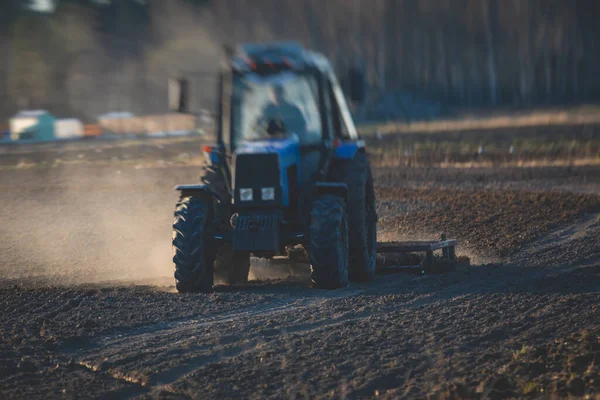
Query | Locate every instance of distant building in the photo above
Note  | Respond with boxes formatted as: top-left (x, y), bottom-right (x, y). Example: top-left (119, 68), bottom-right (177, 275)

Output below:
top-left (9, 110), bottom-right (56, 141)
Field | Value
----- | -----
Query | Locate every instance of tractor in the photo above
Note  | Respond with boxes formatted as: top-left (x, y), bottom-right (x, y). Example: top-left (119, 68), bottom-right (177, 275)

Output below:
top-left (171, 42), bottom-right (377, 292)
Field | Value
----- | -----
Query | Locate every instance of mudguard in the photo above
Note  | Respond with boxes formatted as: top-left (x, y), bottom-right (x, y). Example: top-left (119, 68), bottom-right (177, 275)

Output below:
top-left (333, 140), bottom-right (365, 160)
top-left (174, 184), bottom-right (212, 192)
top-left (174, 184), bottom-right (217, 202)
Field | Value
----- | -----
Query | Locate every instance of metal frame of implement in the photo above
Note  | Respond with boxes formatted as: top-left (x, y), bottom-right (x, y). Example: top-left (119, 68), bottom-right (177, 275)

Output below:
top-left (376, 238), bottom-right (459, 275)
top-left (271, 238), bottom-right (459, 276)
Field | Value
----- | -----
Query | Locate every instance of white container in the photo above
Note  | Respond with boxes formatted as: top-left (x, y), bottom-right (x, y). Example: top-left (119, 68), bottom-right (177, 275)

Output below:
top-left (55, 119), bottom-right (84, 139)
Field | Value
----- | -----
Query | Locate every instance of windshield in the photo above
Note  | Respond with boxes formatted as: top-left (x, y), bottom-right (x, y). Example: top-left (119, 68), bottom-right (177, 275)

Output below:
top-left (232, 72), bottom-right (322, 146)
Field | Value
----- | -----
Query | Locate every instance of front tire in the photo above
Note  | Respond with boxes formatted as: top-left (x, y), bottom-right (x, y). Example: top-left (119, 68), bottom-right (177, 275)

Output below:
top-left (309, 195), bottom-right (349, 289)
top-left (172, 197), bottom-right (214, 293)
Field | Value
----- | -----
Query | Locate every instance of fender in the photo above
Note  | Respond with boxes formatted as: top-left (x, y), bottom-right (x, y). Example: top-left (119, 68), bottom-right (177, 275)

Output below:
top-left (333, 140), bottom-right (365, 160)
top-left (314, 181), bottom-right (348, 201)
top-left (174, 184), bottom-right (219, 203)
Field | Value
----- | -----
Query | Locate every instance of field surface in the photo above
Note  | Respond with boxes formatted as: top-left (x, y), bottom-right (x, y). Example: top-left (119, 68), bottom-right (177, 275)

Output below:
top-left (1, 125), bottom-right (599, 399)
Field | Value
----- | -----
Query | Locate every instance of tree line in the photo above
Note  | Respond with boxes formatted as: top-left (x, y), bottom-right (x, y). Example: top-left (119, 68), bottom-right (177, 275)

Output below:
top-left (1, 0), bottom-right (599, 121)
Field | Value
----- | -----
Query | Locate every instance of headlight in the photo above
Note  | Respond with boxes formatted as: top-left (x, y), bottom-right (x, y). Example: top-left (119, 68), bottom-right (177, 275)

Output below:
top-left (239, 188), bottom-right (253, 201)
top-left (261, 187), bottom-right (275, 201)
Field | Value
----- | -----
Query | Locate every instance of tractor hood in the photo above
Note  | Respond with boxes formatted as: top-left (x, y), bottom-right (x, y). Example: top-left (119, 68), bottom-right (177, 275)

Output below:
top-left (232, 137), bottom-right (300, 207)
top-left (235, 136), bottom-right (300, 167)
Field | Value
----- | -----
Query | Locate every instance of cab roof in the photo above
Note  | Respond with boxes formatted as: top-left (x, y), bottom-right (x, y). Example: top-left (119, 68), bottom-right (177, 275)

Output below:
top-left (230, 42), bottom-right (334, 76)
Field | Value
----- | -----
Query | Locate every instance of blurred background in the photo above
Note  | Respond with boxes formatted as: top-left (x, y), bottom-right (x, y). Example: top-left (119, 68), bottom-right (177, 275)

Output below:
top-left (2, 0), bottom-right (600, 130)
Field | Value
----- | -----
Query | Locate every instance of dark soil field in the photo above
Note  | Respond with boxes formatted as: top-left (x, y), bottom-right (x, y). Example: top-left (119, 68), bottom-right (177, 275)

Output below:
top-left (1, 129), bottom-right (599, 399)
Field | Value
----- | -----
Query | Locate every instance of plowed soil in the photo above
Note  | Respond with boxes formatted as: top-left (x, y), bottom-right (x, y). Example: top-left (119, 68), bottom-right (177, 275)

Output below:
top-left (1, 136), bottom-right (599, 399)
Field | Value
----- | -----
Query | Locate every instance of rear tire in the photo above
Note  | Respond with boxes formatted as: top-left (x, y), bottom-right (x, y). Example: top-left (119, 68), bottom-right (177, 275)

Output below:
top-left (363, 163), bottom-right (378, 281)
top-left (330, 152), bottom-right (377, 282)
top-left (214, 244), bottom-right (251, 284)
top-left (172, 197), bottom-right (214, 293)
top-left (309, 195), bottom-right (349, 289)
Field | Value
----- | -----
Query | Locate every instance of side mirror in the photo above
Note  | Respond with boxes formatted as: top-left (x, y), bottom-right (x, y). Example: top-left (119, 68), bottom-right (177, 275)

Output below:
top-left (169, 78), bottom-right (189, 113)
top-left (343, 67), bottom-right (366, 104)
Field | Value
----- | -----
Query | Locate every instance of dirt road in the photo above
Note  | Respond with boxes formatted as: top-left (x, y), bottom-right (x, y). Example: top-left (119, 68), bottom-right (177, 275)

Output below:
top-left (1, 137), bottom-right (599, 399)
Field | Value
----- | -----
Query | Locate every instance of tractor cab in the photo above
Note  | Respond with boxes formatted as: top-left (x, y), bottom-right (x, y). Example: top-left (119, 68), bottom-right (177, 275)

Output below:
top-left (227, 43), bottom-right (348, 146)
top-left (232, 63), bottom-right (320, 146)
top-left (227, 43), bottom-right (363, 209)
top-left (172, 43), bottom-right (376, 293)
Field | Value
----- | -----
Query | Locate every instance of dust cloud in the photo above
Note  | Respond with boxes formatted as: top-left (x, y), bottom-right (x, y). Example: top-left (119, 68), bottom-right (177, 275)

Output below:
top-left (0, 150), bottom-right (306, 287)
top-left (0, 163), bottom-right (178, 286)
top-left (248, 258), bottom-right (309, 282)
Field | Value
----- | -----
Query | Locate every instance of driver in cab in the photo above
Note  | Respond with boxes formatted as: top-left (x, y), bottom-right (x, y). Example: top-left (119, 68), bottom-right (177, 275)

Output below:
top-left (258, 85), bottom-right (307, 137)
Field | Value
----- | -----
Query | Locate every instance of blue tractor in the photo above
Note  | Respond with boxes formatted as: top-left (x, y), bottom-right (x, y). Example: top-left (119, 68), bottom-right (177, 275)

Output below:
top-left (171, 43), bottom-right (377, 292)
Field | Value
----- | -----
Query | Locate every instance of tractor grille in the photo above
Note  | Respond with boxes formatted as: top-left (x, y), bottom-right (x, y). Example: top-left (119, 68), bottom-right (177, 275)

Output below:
top-left (232, 212), bottom-right (281, 251)
top-left (235, 214), bottom-right (279, 231)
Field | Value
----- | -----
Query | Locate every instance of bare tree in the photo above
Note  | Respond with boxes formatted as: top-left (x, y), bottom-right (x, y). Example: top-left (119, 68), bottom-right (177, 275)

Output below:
top-left (2, 0), bottom-right (600, 121)
top-left (482, 0), bottom-right (497, 105)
